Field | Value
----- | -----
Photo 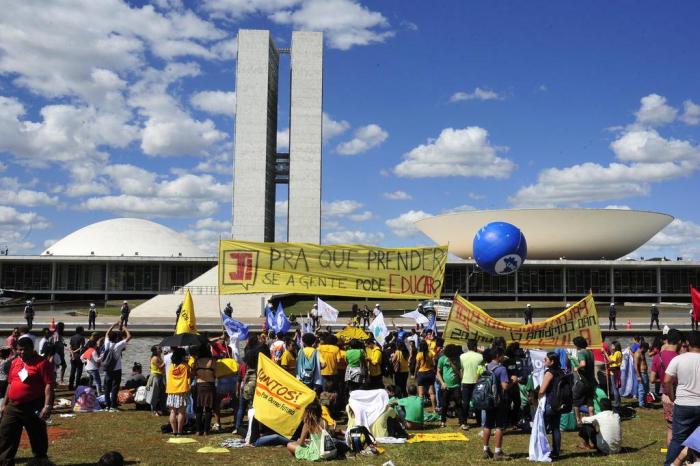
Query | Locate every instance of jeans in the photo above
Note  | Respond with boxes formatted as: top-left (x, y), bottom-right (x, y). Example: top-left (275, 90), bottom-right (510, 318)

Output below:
top-left (69, 358), bottom-right (83, 389)
top-left (637, 373), bottom-right (649, 407)
top-left (440, 386), bottom-right (465, 423)
top-left (544, 404), bottom-right (562, 457)
top-left (608, 317), bottom-right (617, 330)
top-left (235, 397), bottom-right (249, 431)
top-left (103, 369), bottom-right (122, 409)
top-left (434, 380), bottom-right (442, 410)
top-left (461, 383), bottom-right (476, 424)
top-left (609, 374), bottom-right (621, 409)
top-left (394, 372), bottom-right (408, 398)
top-left (87, 369), bottom-right (102, 395)
top-left (253, 434), bottom-right (290, 447)
top-left (665, 404), bottom-right (700, 466)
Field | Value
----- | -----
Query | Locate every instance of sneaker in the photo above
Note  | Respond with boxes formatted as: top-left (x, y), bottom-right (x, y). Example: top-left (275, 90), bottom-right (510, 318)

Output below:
top-left (440, 422), bottom-right (447, 428)
top-left (494, 451), bottom-right (511, 461)
top-left (212, 423), bottom-right (221, 432)
top-left (460, 424), bottom-right (470, 431)
top-left (482, 449), bottom-right (494, 460)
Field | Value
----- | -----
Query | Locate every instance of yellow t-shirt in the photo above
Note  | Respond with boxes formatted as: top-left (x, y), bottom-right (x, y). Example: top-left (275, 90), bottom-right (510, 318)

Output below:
top-left (416, 351), bottom-right (435, 373)
top-left (393, 350), bottom-right (409, 373)
top-left (427, 339), bottom-right (437, 353)
top-left (608, 351), bottom-right (622, 369)
top-left (281, 350), bottom-right (296, 374)
top-left (166, 363), bottom-right (190, 394)
top-left (318, 344), bottom-right (340, 376)
top-left (366, 346), bottom-right (382, 377)
top-left (150, 356), bottom-right (164, 376)
top-left (215, 358), bottom-right (239, 378)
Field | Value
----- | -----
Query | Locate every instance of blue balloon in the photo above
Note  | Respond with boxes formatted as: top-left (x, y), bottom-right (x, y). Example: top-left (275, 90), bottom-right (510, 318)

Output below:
top-left (473, 222), bottom-right (527, 275)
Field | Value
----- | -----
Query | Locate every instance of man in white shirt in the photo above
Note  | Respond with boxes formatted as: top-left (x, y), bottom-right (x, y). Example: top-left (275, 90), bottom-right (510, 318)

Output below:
top-left (309, 304), bottom-right (320, 330)
top-left (578, 398), bottom-right (622, 454)
top-left (664, 331), bottom-right (700, 466)
top-left (102, 321), bottom-right (132, 411)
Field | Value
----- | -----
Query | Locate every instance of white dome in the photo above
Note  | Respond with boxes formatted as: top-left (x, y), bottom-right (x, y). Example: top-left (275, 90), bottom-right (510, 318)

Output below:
top-left (43, 218), bottom-right (208, 257)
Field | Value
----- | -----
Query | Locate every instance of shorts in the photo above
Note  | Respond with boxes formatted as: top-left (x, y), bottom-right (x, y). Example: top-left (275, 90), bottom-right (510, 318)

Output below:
top-left (663, 397), bottom-right (674, 425)
top-left (484, 403), bottom-right (509, 429)
top-left (573, 383), bottom-right (595, 408)
top-left (416, 370), bottom-right (435, 388)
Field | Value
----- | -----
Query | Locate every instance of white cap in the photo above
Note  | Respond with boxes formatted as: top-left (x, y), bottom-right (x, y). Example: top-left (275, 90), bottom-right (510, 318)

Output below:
top-left (610, 302), bottom-right (615, 306)
top-left (663, 325), bottom-right (670, 335)
top-left (652, 303), bottom-right (657, 306)
top-left (123, 300), bottom-right (128, 304)
top-left (313, 304), bottom-right (317, 307)
top-left (565, 303), bottom-right (570, 307)
top-left (375, 303), bottom-right (380, 307)
top-left (526, 304), bottom-right (531, 307)
top-left (90, 303), bottom-right (95, 307)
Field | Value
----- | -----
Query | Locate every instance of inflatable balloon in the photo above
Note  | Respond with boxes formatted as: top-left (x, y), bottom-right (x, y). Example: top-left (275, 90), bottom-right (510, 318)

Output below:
top-left (473, 222), bottom-right (527, 275)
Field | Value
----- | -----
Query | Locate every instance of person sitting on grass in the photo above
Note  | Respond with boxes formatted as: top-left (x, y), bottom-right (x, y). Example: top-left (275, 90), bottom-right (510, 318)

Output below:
top-left (578, 398), bottom-right (621, 454)
top-left (393, 384), bottom-right (424, 429)
top-left (166, 348), bottom-right (190, 436)
top-left (287, 398), bottom-right (327, 461)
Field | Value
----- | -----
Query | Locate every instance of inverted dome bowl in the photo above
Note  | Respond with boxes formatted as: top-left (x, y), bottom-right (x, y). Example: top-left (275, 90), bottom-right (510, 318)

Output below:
top-left (414, 208), bottom-right (673, 260)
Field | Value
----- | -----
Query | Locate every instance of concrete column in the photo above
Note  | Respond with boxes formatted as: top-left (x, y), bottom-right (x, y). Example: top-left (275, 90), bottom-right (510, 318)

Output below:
top-left (232, 30), bottom-right (279, 242)
top-left (610, 265), bottom-right (615, 301)
top-left (288, 31), bottom-right (323, 244)
top-left (50, 261), bottom-right (57, 301)
top-left (104, 263), bottom-right (109, 302)
top-left (562, 267), bottom-right (567, 302)
top-left (656, 266), bottom-right (662, 303)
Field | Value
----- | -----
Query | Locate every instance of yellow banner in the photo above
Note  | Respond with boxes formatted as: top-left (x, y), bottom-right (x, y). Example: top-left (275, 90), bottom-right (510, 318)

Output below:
top-left (253, 353), bottom-right (316, 438)
top-left (444, 294), bottom-right (603, 349)
top-left (218, 240), bottom-right (447, 299)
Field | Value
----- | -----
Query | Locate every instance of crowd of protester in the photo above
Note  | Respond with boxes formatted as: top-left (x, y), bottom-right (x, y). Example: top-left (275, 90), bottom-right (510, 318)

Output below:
top-left (1, 303), bottom-right (700, 465)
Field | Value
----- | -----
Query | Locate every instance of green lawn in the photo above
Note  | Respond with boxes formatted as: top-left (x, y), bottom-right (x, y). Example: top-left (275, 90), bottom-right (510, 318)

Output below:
top-left (19, 388), bottom-right (669, 465)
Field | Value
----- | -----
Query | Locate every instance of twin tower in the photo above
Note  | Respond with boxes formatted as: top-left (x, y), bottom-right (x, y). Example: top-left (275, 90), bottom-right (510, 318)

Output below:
top-left (232, 30), bottom-right (323, 244)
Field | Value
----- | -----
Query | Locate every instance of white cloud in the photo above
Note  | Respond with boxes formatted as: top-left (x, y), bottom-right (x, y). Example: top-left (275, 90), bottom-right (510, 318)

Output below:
top-left (203, 0), bottom-right (301, 20)
top-left (80, 195), bottom-right (218, 218)
top-left (441, 204), bottom-right (476, 214)
top-left (468, 192), bottom-right (484, 200)
top-left (269, 0), bottom-right (394, 50)
top-left (610, 129), bottom-right (700, 164)
top-left (336, 124), bottom-right (388, 155)
top-left (322, 200), bottom-right (363, 217)
top-left (186, 217), bottom-right (231, 254)
top-left (324, 230), bottom-right (384, 244)
top-left (43, 239), bottom-right (58, 249)
top-left (194, 218), bottom-right (230, 230)
top-left (449, 87), bottom-right (502, 103)
top-left (385, 209), bottom-right (432, 238)
top-left (0, 178), bottom-right (60, 207)
top-left (680, 100), bottom-right (700, 126)
top-left (190, 91), bottom-right (236, 116)
top-left (275, 200), bottom-right (288, 218)
top-left (394, 126), bottom-right (514, 179)
top-left (604, 205), bottom-right (631, 210)
top-left (349, 211), bottom-right (373, 222)
top-left (0, 162), bottom-right (6, 172)
top-left (0, 206), bottom-right (50, 253)
top-left (509, 162), bottom-right (687, 207)
top-left (383, 190), bottom-right (412, 201)
top-left (634, 94), bottom-right (677, 127)
top-left (277, 128), bottom-right (290, 151)
top-left (322, 113), bottom-right (350, 142)
top-left (633, 219), bottom-right (700, 260)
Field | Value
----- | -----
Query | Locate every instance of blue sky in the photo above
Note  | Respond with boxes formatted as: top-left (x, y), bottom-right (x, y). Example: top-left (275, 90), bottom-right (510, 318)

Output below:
top-left (1, 0), bottom-right (699, 258)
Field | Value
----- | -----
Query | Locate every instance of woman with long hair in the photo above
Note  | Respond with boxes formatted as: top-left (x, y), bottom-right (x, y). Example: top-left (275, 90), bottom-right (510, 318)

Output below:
top-left (415, 340), bottom-right (437, 411)
top-left (286, 398), bottom-right (327, 461)
top-left (538, 351), bottom-right (563, 459)
top-left (166, 348), bottom-right (191, 435)
top-left (392, 340), bottom-right (410, 397)
top-left (149, 345), bottom-right (165, 415)
top-left (193, 344), bottom-right (216, 435)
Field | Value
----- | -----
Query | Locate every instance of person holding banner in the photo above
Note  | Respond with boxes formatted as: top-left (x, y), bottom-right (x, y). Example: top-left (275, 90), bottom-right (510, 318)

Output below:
top-left (538, 352), bottom-right (564, 459)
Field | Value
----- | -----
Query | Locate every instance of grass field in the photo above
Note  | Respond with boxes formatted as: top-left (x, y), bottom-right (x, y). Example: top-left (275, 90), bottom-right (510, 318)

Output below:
top-left (15, 388), bottom-right (670, 465)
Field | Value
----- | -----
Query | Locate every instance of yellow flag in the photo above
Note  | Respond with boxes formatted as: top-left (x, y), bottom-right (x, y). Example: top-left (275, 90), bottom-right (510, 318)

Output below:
top-left (253, 353), bottom-right (316, 438)
top-left (175, 290), bottom-right (198, 334)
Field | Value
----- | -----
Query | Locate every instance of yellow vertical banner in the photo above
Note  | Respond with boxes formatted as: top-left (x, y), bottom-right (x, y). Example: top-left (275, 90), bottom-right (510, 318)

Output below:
top-left (253, 353), bottom-right (316, 438)
top-left (443, 294), bottom-right (602, 349)
top-left (175, 289), bottom-right (197, 334)
top-left (218, 240), bottom-right (448, 299)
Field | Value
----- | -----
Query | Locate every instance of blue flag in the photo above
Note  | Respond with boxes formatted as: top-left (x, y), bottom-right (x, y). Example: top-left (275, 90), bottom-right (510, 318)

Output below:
top-left (427, 313), bottom-right (438, 337)
top-left (265, 303), bottom-right (276, 332)
top-left (221, 312), bottom-right (249, 341)
top-left (274, 302), bottom-right (292, 334)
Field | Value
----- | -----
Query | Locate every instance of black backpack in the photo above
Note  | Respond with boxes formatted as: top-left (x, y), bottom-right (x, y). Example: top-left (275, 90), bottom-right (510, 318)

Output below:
top-left (549, 370), bottom-right (574, 414)
top-left (101, 346), bottom-right (117, 372)
top-left (345, 425), bottom-right (375, 453)
top-left (472, 364), bottom-right (502, 410)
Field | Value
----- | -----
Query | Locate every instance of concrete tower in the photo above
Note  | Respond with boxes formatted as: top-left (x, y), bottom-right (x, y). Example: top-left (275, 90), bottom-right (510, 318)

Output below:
top-left (232, 30), bottom-right (323, 244)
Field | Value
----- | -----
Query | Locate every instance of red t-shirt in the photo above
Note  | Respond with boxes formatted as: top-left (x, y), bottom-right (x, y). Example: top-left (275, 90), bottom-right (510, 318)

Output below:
top-left (211, 341), bottom-right (228, 359)
top-left (651, 350), bottom-right (678, 394)
top-left (7, 355), bottom-right (54, 404)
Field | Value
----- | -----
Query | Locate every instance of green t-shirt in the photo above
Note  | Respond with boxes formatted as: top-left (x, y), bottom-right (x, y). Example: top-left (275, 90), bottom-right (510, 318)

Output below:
top-left (437, 355), bottom-right (461, 388)
top-left (398, 395), bottom-right (424, 424)
top-left (345, 348), bottom-right (363, 368)
top-left (459, 351), bottom-right (483, 384)
top-left (577, 349), bottom-right (595, 384)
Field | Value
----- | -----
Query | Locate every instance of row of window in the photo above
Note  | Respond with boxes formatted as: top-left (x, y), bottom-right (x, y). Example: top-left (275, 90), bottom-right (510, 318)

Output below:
top-left (0, 263), bottom-right (213, 292)
top-left (442, 266), bottom-right (700, 295)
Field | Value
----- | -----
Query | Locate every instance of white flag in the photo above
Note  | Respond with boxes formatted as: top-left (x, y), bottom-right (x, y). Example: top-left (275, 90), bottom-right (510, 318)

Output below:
top-left (369, 312), bottom-right (389, 345)
top-left (400, 310), bottom-right (429, 325)
top-left (529, 349), bottom-right (548, 388)
top-left (317, 298), bottom-right (339, 322)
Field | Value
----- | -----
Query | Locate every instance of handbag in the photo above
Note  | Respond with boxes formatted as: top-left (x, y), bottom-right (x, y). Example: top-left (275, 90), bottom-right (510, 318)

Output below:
top-left (144, 375), bottom-right (156, 405)
top-left (319, 428), bottom-right (338, 460)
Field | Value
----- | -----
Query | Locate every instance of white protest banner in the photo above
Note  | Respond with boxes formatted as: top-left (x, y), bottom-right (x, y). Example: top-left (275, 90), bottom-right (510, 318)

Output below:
top-left (317, 298), bottom-right (339, 322)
